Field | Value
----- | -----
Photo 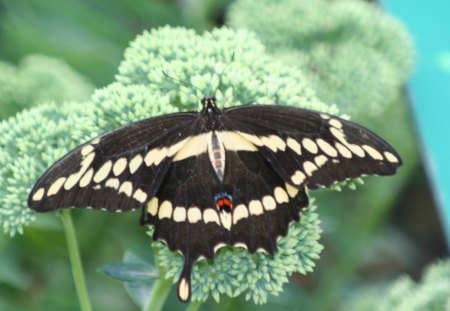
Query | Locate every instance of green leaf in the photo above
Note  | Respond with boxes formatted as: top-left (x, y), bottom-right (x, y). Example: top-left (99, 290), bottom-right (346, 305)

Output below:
top-left (99, 252), bottom-right (158, 283)
top-left (99, 252), bottom-right (159, 309)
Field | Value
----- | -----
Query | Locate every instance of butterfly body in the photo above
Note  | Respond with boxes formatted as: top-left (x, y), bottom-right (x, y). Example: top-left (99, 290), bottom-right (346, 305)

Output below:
top-left (28, 97), bottom-right (401, 302)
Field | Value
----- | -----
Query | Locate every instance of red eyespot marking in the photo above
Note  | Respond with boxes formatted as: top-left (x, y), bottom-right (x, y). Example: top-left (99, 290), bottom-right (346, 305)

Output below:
top-left (214, 193), bottom-right (233, 213)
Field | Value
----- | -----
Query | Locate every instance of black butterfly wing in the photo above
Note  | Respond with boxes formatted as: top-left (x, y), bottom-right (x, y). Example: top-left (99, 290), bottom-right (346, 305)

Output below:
top-left (141, 151), bottom-right (228, 301)
top-left (225, 151), bottom-right (308, 253)
top-left (223, 105), bottom-right (402, 189)
top-left (28, 112), bottom-right (200, 212)
top-left (140, 138), bottom-right (309, 302)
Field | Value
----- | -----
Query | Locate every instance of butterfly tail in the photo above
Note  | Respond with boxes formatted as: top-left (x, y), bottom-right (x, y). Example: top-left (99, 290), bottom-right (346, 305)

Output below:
top-left (177, 260), bottom-right (193, 303)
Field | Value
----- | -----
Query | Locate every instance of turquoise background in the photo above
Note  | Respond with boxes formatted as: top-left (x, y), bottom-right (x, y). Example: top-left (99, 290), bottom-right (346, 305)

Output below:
top-left (383, 0), bottom-right (450, 247)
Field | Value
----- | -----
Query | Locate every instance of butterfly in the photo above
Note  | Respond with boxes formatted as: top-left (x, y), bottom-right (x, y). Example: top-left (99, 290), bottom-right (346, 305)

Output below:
top-left (28, 96), bottom-right (401, 302)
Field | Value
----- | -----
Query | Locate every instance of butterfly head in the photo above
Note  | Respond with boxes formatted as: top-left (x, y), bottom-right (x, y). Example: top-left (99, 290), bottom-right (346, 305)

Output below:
top-left (201, 96), bottom-right (218, 115)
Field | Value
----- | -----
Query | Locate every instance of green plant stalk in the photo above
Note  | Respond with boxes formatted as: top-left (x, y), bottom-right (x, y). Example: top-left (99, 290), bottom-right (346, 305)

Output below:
top-left (60, 210), bottom-right (93, 311)
top-left (144, 246), bottom-right (173, 311)
top-left (143, 276), bottom-right (172, 311)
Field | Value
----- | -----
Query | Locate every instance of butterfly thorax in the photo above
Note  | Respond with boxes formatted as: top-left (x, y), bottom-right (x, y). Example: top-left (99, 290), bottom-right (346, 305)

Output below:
top-left (201, 96), bottom-right (219, 115)
top-left (200, 96), bottom-right (222, 130)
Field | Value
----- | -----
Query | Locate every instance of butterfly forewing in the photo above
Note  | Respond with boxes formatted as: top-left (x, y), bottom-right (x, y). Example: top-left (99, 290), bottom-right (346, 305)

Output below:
top-left (28, 112), bottom-right (199, 212)
top-left (223, 105), bottom-right (401, 189)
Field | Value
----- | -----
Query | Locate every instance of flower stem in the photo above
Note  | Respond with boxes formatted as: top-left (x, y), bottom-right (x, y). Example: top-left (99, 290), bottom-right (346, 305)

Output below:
top-left (60, 210), bottom-right (92, 311)
top-left (144, 277), bottom-right (172, 311)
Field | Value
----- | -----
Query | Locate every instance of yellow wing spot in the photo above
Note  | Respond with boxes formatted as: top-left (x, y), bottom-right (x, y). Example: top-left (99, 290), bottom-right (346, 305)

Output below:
top-left (303, 161), bottom-right (318, 176)
top-left (262, 195), bottom-right (277, 210)
top-left (335, 142), bottom-right (352, 159)
top-left (248, 200), bottom-right (264, 215)
top-left (63, 152), bottom-right (95, 191)
top-left (362, 145), bottom-right (383, 160)
top-left (302, 138), bottom-right (319, 154)
top-left (314, 155), bottom-right (328, 167)
top-left (79, 168), bottom-right (94, 188)
top-left (173, 206), bottom-right (187, 222)
top-left (113, 158), bottom-right (128, 176)
top-left (384, 151), bottom-right (399, 163)
top-left (286, 137), bottom-right (302, 155)
top-left (285, 183), bottom-right (299, 198)
top-left (316, 139), bottom-right (338, 157)
top-left (93, 160), bottom-right (113, 183)
top-left (105, 178), bottom-right (120, 189)
top-left (261, 135), bottom-right (286, 152)
top-left (203, 208), bottom-right (220, 225)
top-left (148, 147), bottom-right (168, 166)
top-left (81, 144), bottom-right (94, 156)
top-left (291, 170), bottom-right (306, 185)
top-left (32, 187), bottom-right (45, 201)
top-left (80, 152), bottom-right (96, 168)
top-left (347, 144), bottom-right (366, 158)
top-left (187, 207), bottom-right (202, 223)
top-left (158, 200), bottom-right (173, 219)
top-left (233, 204), bottom-right (249, 225)
top-left (133, 189), bottom-right (148, 203)
top-left (49, 177), bottom-right (67, 196)
top-left (330, 127), bottom-right (346, 142)
top-left (144, 148), bottom-right (159, 166)
top-left (129, 154), bottom-right (143, 174)
top-left (63, 152), bottom-right (95, 190)
top-left (329, 118), bottom-right (343, 129)
top-left (64, 174), bottom-right (81, 191)
top-left (118, 181), bottom-right (133, 197)
top-left (147, 197), bottom-right (159, 216)
top-left (274, 187), bottom-right (289, 204)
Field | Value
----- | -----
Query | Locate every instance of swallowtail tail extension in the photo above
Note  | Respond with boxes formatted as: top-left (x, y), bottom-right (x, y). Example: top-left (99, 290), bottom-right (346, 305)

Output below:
top-left (28, 97), bottom-right (401, 302)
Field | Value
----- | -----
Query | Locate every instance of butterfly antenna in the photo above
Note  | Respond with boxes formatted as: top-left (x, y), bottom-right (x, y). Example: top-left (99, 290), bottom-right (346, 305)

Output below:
top-left (162, 70), bottom-right (207, 98)
top-left (206, 52), bottom-right (236, 97)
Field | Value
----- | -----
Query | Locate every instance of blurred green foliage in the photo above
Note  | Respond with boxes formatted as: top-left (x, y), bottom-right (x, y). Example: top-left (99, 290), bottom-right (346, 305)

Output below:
top-left (0, 0), bottom-right (444, 311)
top-left (342, 259), bottom-right (450, 311)
top-left (0, 55), bottom-right (93, 119)
top-left (0, 0), bottom-right (231, 86)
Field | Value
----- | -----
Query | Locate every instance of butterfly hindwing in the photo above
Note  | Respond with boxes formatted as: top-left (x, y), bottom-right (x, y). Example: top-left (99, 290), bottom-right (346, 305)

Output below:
top-left (225, 150), bottom-right (308, 253)
top-left (141, 136), bottom-right (309, 302)
top-left (28, 112), bottom-right (199, 212)
top-left (141, 151), bottom-right (229, 302)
